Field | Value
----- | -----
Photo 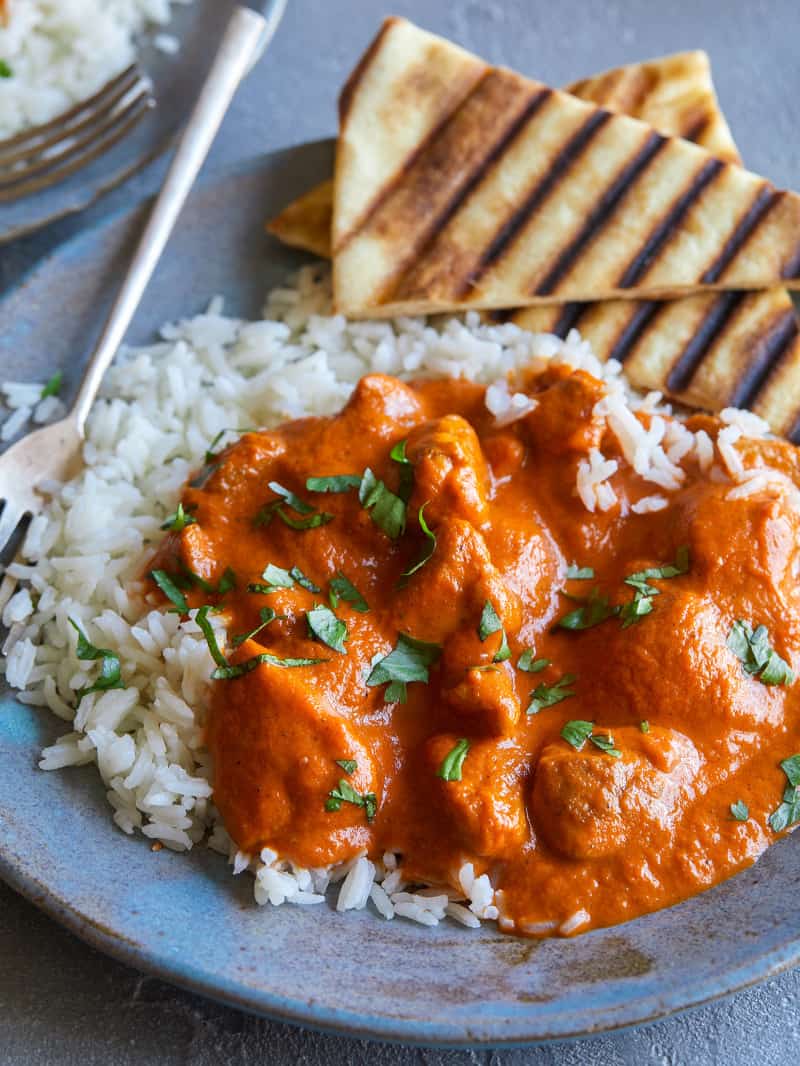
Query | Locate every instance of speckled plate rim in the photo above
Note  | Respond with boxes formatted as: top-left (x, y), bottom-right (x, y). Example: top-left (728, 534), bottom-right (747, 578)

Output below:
top-left (3, 146), bottom-right (800, 1048)
top-left (1, 845), bottom-right (798, 1049)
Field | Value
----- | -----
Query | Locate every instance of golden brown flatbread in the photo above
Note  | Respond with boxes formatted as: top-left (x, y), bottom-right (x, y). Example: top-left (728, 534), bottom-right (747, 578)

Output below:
top-left (265, 36), bottom-right (800, 438)
top-left (267, 178), bottom-right (334, 258)
top-left (331, 18), bottom-right (800, 318)
top-left (266, 49), bottom-right (739, 257)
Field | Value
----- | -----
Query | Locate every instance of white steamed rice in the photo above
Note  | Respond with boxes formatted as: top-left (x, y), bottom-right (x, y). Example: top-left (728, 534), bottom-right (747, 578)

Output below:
top-left (0, 0), bottom-right (193, 140)
top-left (0, 266), bottom-right (777, 931)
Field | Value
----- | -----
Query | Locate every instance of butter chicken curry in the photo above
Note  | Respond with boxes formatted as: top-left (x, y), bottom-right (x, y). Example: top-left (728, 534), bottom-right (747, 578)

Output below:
top-left (152, 366), bottom-right (800, 937)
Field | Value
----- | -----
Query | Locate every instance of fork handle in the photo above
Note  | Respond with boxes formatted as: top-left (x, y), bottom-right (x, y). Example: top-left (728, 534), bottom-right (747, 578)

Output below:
top-left (71, 1), bottom-right (287, 432)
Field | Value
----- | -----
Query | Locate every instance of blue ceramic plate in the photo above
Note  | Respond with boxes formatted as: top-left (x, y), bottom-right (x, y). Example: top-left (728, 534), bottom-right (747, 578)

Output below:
top-left (2, 144), bottom-right (800, 1047)
top-left (1, 0), bottom-right (235, 245)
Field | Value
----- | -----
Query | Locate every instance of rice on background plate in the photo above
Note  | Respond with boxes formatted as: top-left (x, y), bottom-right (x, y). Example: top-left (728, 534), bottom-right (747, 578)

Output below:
top-left (0, 267), bottom-right (773, 934)
top-left (0, 0), bottom-right (193, 140)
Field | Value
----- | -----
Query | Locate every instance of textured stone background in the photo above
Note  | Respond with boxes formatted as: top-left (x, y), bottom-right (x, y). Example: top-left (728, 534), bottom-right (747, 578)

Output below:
top-left (3, 1), bottom-right (800, 1061)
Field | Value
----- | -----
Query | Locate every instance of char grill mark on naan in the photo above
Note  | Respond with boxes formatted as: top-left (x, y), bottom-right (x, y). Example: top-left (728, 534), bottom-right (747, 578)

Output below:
top-left (334, 20), bottom-right (800, 317)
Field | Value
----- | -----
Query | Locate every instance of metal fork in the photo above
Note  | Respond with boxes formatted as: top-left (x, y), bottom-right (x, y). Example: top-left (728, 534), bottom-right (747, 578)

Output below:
top-left (0, 0), bottom-right (287, 555)
top-left (0, 63), bottom-right (155, 202)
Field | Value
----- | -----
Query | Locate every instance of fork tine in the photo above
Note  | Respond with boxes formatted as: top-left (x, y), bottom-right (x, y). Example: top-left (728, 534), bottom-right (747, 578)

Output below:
top-left (0, 68), bottom-right (145, 170)
top-left (0, 91), bottom-right (155, 202)
top-left (0, 64), bottom-right (141, 153)
top-left (0, 504), bottom-right (24, 559)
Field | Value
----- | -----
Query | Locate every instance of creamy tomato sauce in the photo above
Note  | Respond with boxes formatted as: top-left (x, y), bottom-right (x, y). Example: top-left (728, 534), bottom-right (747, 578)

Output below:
top-left (153, 368), bottom-right (800, 937)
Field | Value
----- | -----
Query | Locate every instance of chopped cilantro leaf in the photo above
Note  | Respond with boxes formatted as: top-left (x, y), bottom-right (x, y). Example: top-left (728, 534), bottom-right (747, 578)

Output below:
top-left (325, 778), bottom-right (377, 822)
top-left (275, 509), bottom-right (333, 531)
top-left (389, 438), bottom-right (415, 503)
top-left (0, 61), bottom-right (13, 78)
top-left (619, 592), bottom-right (655, 629)
top-left (150, 569), bottom-right (189, 614)
top-left (437, 739), bottom-right (470, 782)
top-left (626, 545), bottom-right (690, 586)
top-left (589, 733), bottom-right (622, 758)
top-left (781, 755), bottom-right (800, 787)
top-left (640, 720), bottom-right (650, 734)
top-left (728, 620), bottom-right (794, 686)
top-left (260, 564), bottom-right (294, 589)
top-left (68, 619), bottom-right (126, 705)
top-left (528, 674), bottom-right (576, 714)
top-left (561, 719), bottom-right (594, 750)
top-left (307, 603), bottom-right (348, 653)
top-left (730, 800), bottom-right (749, 822)
top-left (401, 503), bottom-right (437, 580)
top-left (477, 600), bottom-right (511, 662)
top-left (249, 564), bottom-right (319, 596)
top-left (335, 759), bottom-right (357, 774)
top-left (289, 566), bottom-right (320, 593)
top-left (366, 633), bottom-right (442, 703)
top-left (212, 652), bottom-right (326, 680)
top-left (195, 605), bottom-right (227, 668)
top-left (231, 607), bottom-right (280, 648)
top-left (40, 370), bottom-right (62, 399)
top-left (329, 571), bottom-right (369, 613)
top-left (160, 502), bottom-right (197, 532)
top-left (267, 481), bottom-right (314, 514)
top-left (556, 588), bottom-right (619, 631)
top-left (306, 474), bottom-right (362, 493)
top-left (770, 754), bottom-right (800, 832)
top-left (478, 601), bottom-right (502, 641)
top-left (566, 564), bottom-right (594, 580)
top-left (359, 467), bottom-right (406, 539)
top-left (517, 650), bottom-right (550, 673)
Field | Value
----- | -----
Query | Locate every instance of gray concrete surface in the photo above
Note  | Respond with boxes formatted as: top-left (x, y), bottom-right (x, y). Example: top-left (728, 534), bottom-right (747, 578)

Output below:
top-left (3, 0), bottom-right (800, 1061)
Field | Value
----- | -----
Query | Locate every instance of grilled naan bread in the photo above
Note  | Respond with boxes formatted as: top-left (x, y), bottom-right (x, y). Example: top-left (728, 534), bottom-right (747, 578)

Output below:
top-left (331, 18), bottom-right (800, 318)
top-left (266, 38), bottom-right (800, 438)
top-left (267, 49), bottom-right (738, 256)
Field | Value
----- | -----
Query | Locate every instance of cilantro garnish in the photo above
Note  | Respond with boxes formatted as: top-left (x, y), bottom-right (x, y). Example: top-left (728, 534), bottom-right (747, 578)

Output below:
top-left (329, 571), bottom-right (369, 613)
top-left (437, 738), bottom-right (470, 782)
top-left (620, 546), bottom-right (690, 629)
top-left (566, 564), bottom-right (594, 580)
top-left (401, 503), bottom-right (437, 580)
top-left (0, 61), bottom-right (13, 79)
top-left (389, 439), bottom-right (415, 503)
top-left (325, 778), bottom-right (377, 822)
top-left (728, 620), bottom-right (794, 686)
top-left (211, 652), bottom-right (326, 680)
top-left (478, 601), bottom-right (511, 663)
top-left (231, 607), bottom-right (280, 648)
top-left (769, 755), bottom-right (800, 831)
top-left (40, 370), bottom-right (62, 399)
top-left (160, 502), bottom-right (197, 532)
top-left (561, 720), bottom-right (621, 757)
top-left (528, 674), bottom-right (576, 714)
top-left (307, 603), bottom-right (348, 653)
top-left (248, 563), bottom-right (319, 595)
top-left (306, 474), bottom-right (362, 493)
top-left (195, 606), bottom-right (227, 668)
top-left (150, 569), bottom-right (189, 614)
top-left (556, 588), bottom-right (619, 631)
top-left (640, 720), bottom-right (650, 734)
top-left (560, 720), bottom-right (594, 750)
top-left (730, 800), bottom-right (749, 822)
top-left (254, 481), bottom-right (333, 531)
top-left (517, 650), bottom-right (549, 673)
top-left (366, 633), bottom-right (442, 703)
top-left (359, 467), bottom-right (406, 539)
top-left (588, 733), bottom-right (622, 758)
top-left (68, 619), bottom-right (126, 705)
top-left (335, 759), bottom-right (357, 775)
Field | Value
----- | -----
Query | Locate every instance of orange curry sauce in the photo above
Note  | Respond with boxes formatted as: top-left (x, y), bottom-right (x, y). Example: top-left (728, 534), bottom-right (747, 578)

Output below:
top-left (152, 368), bottom-right (800, 937)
